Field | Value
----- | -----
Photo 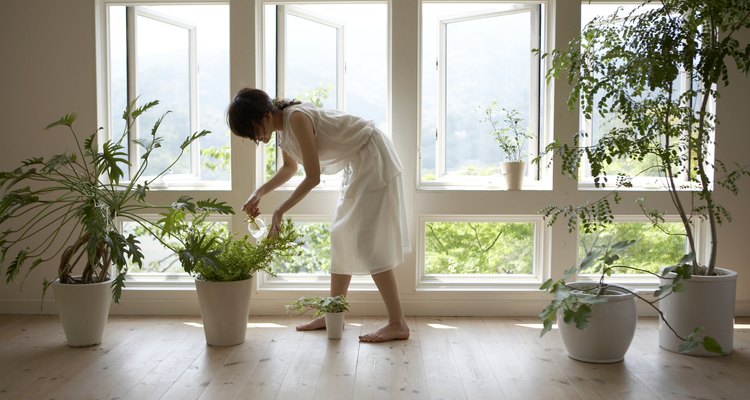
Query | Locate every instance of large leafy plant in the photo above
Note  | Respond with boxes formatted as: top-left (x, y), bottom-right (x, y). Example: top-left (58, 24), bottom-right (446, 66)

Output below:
top-left (539, 238), bottom-right (721, 353)
top-left (0, 100), bottom-right (207, 301)
top-left (540, 0), bottom-right (750, 277)
top-left (158, 196), bottom-right (302, 282)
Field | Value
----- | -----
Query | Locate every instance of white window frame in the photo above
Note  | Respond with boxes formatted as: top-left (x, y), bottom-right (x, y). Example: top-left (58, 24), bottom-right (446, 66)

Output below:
top-left (420, 3), bottom-right (546, 190)
top-left (127, 6), bottom-right (202, 185)
top-left (417, 215), bottom-right (549, 290)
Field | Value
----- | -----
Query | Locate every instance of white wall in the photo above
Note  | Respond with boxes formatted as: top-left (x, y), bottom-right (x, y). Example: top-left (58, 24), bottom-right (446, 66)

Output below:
top-left (1, 0), bottom-right (748, 317)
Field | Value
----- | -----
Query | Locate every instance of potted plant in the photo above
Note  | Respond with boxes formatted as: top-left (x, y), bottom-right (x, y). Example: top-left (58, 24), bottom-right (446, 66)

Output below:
top-left (480, 102), bottom-right (534, 190)
top-left (285, 295), bottom-right (350, 339)
top-left (0, 100), bottom-right (206, 347)
top-left (539, 238), bottom-right (718, 362)
top-left (538, 0), bottom-right (750, 355)
top-left (159, 197), bottom-right (301, 346)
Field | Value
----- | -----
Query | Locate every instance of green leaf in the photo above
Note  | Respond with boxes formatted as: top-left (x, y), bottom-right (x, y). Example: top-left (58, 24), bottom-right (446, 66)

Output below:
top-left (701, 336), bottom-right (724, 354)
top-left (45, 113), bottom-right (77, 129)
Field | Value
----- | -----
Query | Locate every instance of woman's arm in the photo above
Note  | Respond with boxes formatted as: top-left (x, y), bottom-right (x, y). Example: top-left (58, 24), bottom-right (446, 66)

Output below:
top-left (269, 111), bottom-right (321, 235)
top-left (242, 148), bottom-right (298, 217)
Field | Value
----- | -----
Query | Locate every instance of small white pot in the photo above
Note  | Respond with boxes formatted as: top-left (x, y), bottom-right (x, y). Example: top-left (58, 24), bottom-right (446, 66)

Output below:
top-left (195, 278), bottom-right (253, 346)
top-left (658, 267), bottom-right (737, 356)
top-left (557, 282), bottom-right (637, 363)
top-left (501, 161), bottom-right (525, 190)
top-left (324, 312), bottom-right (345, 339)
top-left (51, 277), bottom-right (113, 347)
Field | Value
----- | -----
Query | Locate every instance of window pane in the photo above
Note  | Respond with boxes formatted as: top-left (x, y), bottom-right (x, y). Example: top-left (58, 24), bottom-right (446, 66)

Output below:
top-left (272, 222), bottom-right (331, 275)
top-left (108, 5), bottom-right (230, 185)
top-left (421, 3), bottom-right (542, 183)
top-left (263, 3), bottom-right (387, 184)
top-left (578, 222), bottom-right (687, 275)
top-left (424, 221), bottom-right (534, 275)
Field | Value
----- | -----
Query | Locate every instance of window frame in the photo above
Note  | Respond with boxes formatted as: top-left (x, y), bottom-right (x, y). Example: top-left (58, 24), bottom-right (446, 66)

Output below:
top-left (420, 2), bottom-right (546, 190)
top-left (416, 214), bottom-right (549, 290)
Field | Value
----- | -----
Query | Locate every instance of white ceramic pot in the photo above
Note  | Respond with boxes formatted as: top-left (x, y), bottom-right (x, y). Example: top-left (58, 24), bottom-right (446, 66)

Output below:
top-left (324, 312), bottom-right (345, 339)
top-left (501, 161), bottom-right (525, 190)
top-left (658, 267), bottom-right (737, 356)
top-left (195, 278), bottom-right (253, 346)
top-left (51, 277), bottom-right (113, 347)
top-left (557, 282), bottom-right (637, 363)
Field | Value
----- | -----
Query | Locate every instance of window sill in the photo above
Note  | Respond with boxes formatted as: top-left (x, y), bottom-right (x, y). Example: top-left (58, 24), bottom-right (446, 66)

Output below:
top-left (418, 178), bottom-right (551, 191)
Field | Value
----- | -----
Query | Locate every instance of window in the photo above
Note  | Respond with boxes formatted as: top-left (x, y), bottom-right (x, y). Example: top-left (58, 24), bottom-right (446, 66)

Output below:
top-left (107, 4), bottom-right (230, 188)
top-left (420, 2), bottom-right (545, 188)
top-left (261, 2), bottom-right (388, 186)
top-left (578, 3), bottom-right (706, 189)
top-left (578, 220), bottom-right (689, 276)
top-left (418, 216), bottom-right (546, 288)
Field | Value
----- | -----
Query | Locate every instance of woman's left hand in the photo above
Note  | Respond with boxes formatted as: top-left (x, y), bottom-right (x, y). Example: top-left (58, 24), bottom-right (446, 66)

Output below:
top-left (268, 210), bottom-right (284, 238)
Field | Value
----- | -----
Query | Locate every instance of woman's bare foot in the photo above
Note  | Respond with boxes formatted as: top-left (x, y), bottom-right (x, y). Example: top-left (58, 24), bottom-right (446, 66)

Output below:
top-left (296, 316), bottom-right (326, 331)
top-left (359, 321), bottom-right (410, 343)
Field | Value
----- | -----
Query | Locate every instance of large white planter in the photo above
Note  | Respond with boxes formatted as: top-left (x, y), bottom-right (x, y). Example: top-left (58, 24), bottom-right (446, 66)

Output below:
top-left (195, 278), bottom-right (252, 346)
top-left (659, 267), bottom-right (737, 356)
top-left (501, 161), bottom-right (525, 190)
top-left (557, 283), bottom-right (637, 363)
top-left (51, 278), bottom-right (113, 347)
top-left (324, 312), bottom-right (345, 339)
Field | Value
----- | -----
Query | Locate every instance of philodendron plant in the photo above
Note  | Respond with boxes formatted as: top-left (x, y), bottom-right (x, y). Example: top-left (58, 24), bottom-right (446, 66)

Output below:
top-left (0, 100), bottom-right (207, 302)
top-left (539, 239), bottom-right (722, 353)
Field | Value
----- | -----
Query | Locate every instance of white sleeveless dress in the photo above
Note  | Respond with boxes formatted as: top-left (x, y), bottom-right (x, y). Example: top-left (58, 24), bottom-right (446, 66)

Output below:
top-left (277, 103), bottom-right (411, 275)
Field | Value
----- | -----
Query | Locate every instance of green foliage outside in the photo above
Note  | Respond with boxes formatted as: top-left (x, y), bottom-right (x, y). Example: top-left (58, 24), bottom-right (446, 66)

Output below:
top-left (424, 222), bottom-right (534, 275)
top-left (578, 223), bottom-right (686, 274)
top-left (273, 222), bottom-right (331, 274)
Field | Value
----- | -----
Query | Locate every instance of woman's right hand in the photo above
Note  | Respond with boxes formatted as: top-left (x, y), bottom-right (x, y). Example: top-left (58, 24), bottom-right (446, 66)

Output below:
top-left (242, 192), bottom-right (262, 217)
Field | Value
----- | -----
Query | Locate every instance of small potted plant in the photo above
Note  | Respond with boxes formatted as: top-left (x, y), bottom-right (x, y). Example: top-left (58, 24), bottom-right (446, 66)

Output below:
top-left (0, 99), bottom-right (206, 347)
top-left (159, 197), bottom-right (302, 346)
top-left (285, 295), bottom-right (350, 339)
top-left (480, 102), bottom-right (534, 190)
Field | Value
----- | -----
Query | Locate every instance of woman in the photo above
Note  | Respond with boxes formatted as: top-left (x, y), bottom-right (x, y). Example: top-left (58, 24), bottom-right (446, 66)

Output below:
top-left (227, 88), bottom-right (411, 342)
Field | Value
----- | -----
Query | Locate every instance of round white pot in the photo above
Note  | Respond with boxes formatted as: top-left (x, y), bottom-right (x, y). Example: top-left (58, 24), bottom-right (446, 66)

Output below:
top-left (324, 312), bottom-right (345, 340)
top-left (51, 277), bottom-right (113, 347)
top-left (195, 278), bottom-right (253, 347)
top-left (557, 282), bottom-right (637, 363)
top-left (658, 267), bottom-right (737, 356)
top-left (501, 161), bottom-right (525, 191)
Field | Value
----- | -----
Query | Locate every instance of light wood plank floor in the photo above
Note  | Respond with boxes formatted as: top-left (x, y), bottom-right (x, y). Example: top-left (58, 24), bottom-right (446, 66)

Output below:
top-left (1, 315), bottom-right (748, 400)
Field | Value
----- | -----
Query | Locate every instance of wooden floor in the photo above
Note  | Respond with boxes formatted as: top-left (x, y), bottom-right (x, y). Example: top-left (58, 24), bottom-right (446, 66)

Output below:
top-left (1, 315), bottom-right (749, 400)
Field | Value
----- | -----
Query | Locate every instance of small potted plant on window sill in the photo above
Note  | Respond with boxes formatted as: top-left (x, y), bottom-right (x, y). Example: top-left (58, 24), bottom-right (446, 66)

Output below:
top-left (159, 198), bottom-right (302, 346)
top-left (0, 99), bottom-right (207, 347)
top-left (285, 295), bottom-right (350, 339)
top-left (480, 102), bottom-right (534, 190)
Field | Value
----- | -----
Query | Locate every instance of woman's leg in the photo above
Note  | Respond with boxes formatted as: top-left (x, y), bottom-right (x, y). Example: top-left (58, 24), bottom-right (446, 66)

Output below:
top-left (359, 268), bottom-right (410, 342)
top-left (295, 273), bottom-right (352, 331)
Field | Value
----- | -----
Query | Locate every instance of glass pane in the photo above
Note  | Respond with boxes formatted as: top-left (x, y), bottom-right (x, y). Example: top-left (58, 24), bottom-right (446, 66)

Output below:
top-left (263, 3), bottom-right (387, 184)
top-left (445, 11), bottom-right (531, 176)
top-left (136, 13), bottom-right (191, 176)
top-left (286, 13), bottom-right (338, 109)
top-left (578, 222), bottom-right (687, 275)
top-left (580, 3), bottom-right (677, 182)
top-left (424, 221), bottom-right (534, 275)
top-left (108, 6), bottom-right (129, 180)
top-left (110, 5), bottom-right (230, 184)
top-left (272, 222), bottom-right (331, 275)
top-left (421, 3), bottom-right (541, 182)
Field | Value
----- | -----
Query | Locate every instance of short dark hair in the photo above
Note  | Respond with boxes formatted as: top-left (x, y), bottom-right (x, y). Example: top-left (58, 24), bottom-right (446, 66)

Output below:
top-left (226, 88), bottom-right (301, 142)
